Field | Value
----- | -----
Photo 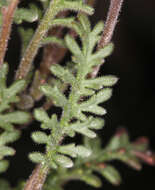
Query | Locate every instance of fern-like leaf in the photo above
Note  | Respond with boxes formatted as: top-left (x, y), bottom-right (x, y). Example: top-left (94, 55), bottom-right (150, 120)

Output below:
top-left (30, 14), bottom-right (117, 170)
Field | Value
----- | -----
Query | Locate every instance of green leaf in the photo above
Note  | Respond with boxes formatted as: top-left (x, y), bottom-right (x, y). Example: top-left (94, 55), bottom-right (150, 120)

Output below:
top-left (31, 131), bottom-right (49, 144)
top-left (34, 108), bottom-right (50, 123)
top-left (40, 85), bottom-right (67, 107)
top-left (78, 14), bottom-right (91, 33)
top-left (97, 165), bottom-right (122, 185)
top-left (83, 105), bottom-right (106, 115)
top-left (0, 160), bottom-right (9, 174)
top-left (48, 160), bottom-right (58, 169)
top-left (58, 144), bottom-right (91, 158)
top-left (0, 146), bottom-right (15, 158)
top-left (70, 123), bottom-right (95, 138)
top-left (51, 17), bottom-right (75, 29)
top-left (65, 35), bottom-right (82, 58)
top-left (14, 7), bottom-right (39, 24)
top-left (91, 21), bottom-right (104, 38)
top-left (84, 137), bottom-right (102, 153)
top-left (50, 64), bottom-right (75, 84)
top-left (80, 174), bottom-right (102, 188)
top-left (0, 131), bottom-right (20, 146)
top-left (86, 21), bottom-right (104, 55)
top-left (80, 88), bottom-right (95, 96)
top-left (75, 145), bottom-right (92, 157)
top-left (74, 127), bottom-right (96, 138)
top-left (0, 111), bottom-right (30, 124)
top-left (105, 136), bottom-right (121, 151)
top-left (62, 1), bottom-right (94, 16)
top-left (54, 154), bottom-right (73, 168)
top-left (42, 36), bottom-right (66, 48)
top-left (90, 43), bottom-right (114, 63)
top-left (83, 75), bottom-right (118, 90)
top-left (69, 117), bottom-right (104, 138)
top-left (106, 129), bottom-right (129, 151)
top-left (0, 63), bottom-right (8, 89)
top-left (119, 154), bottom-right (142, 170)
top-left (18, 28), bottom-right (34, 55)
top-left (79, 88), bottom-right (112, 115)
top-left (5, 80), bottom-right (25, 97)
top-left (58, 143), bottom-right (77, 157)
top-left (88, 117), bottom-right (105, 130)
top-left (0, 122), bottom-right (14, 132)
top-left (41, 114), bottom-right (58, 130)
top-left (0, 66), bottom-right (26, 113)
top-left (120, 133), bottom-right (130, 146)
top-left (29, 152), bottom-right (45, 164)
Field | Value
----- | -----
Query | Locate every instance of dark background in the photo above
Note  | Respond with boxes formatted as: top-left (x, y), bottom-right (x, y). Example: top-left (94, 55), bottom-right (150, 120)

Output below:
top-left (2, 0), bottom-right (155, 189)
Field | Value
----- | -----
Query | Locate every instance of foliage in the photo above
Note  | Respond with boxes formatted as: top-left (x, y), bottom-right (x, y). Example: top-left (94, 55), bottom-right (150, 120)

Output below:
top-left (43, 128), bottom-right (153, 189)
top-left (0, 64), bottom-right (30, 173)
top-left (0, 0), bottom-right (154, 190)
top-left (29, 14), bottom-right (116, 170)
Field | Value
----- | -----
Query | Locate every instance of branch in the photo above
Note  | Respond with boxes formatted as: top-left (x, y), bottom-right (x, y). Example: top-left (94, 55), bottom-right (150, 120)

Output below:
top-left (98, 0), bottom-right (124, 49)
top-left (0, 0), bottom-right (19, 68)
top-left (89, 0), bottom-right (124, 78)
top-left (15, 0), bottom-right (59, 80)
top-left (24, 1), bottom-right (97, 189)
top-left (24, 164), bottom-right (49, 190)
top-left (30, 12), bottom-right (69, 101)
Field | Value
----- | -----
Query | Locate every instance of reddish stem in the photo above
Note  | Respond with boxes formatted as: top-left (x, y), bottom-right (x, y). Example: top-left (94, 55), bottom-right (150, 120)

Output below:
top-left (0, 0), bottom-right (19, 67)
top-left (89, 0), bottom-right (124, 78)
top-left (98, 0), bottom-right (124, 49)
top-left (24, 164), bottom-right (49, 190)
top-left (132, 150), bottom-right (155, 166)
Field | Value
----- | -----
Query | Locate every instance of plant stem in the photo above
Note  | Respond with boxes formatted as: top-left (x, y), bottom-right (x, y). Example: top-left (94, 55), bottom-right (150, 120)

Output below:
top-left (30, 11), bottom-right (69, 101)
top-left (23, 1), bottom-right (96, 189)
top-left (15, 0), bottom-right (59, 80)
top-left (0, 0), bottom-right (19, 68)
top-left (24, 164), bottom-right (49, 190)
top-left (29, 0), bottom-right (96, 101)
top-left (98, 0), bottom-right (124, 49)
top-left (89, 0), bottom-right (124, 78)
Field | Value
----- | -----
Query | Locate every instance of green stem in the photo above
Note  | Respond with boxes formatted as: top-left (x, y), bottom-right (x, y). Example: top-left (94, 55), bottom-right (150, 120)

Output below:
top-left (15, 0), bottom-right (60, 80)
top-left (60, 53), bottom-right (88, 127)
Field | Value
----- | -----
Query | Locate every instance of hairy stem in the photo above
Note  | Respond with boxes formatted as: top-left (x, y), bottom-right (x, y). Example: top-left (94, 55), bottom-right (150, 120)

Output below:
top-left (0, 0), bottom-right (19, 68)
top-left (89, 0), bottom-right (124, 78)
top-left (24, 164), bottom-right (49, 190)
top-left (98, 0), bottom-right (124, 49)
top-left (30, 11), bottom-right (69, 101)
top-left (15, 0), bottom-right (59, 80)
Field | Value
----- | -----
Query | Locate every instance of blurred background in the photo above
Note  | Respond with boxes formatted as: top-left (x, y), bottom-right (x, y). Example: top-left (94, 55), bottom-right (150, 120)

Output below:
top-left (2, 0), bottom-right (154, 189)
